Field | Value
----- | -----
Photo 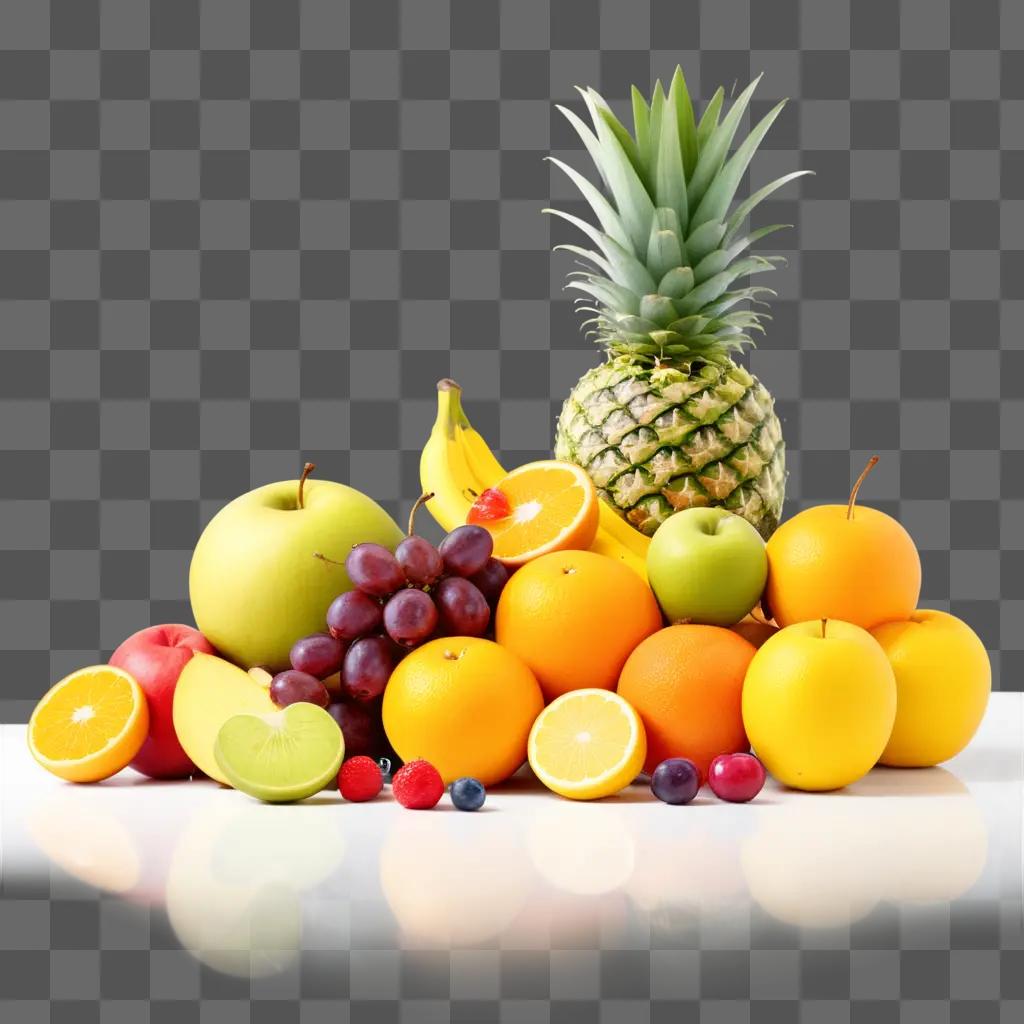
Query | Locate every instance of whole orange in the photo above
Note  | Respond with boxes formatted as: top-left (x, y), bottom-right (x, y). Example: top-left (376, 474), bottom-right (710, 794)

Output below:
top-left (495, 549), bottom-right (663, 703)
top-left (382, 637), bottom-right (543, 786)
top-left (764, 457), bottom-right (921, 630)
top-left (617, 625), bottom-right (756, 778)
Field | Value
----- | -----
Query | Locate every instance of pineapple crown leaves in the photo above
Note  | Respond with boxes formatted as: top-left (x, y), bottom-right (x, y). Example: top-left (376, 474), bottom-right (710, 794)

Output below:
top-left (545, 67), bottom-right (811, 362)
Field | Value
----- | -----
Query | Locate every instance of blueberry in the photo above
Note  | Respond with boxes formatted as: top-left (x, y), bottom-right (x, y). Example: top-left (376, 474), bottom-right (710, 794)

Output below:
top-left (650, 758), bottom-right (700, 805)
top-left (449, 776), bottom-right (486, 811)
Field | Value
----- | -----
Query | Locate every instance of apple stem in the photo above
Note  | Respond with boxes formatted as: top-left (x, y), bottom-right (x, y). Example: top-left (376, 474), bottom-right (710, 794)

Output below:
top-left (846, 456), bottom-right (879, 520)
top-left (408, 492), bottom-right (435, 536)
top-left (821, 618), bottom-right (827, 639)
top-left (297, 462), bottom-right (316, 510)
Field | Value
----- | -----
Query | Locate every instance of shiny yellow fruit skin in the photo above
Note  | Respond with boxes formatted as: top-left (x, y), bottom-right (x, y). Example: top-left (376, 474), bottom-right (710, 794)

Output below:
top-left (742, 620), bottom-right (897, 791)
top-left (871, 610), bottom-right (990, 767)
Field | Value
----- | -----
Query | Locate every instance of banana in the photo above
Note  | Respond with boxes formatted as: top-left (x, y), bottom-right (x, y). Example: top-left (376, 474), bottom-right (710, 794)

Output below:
top-left (418, 381), bottom-right (479, 531)
top-left (420, 379), bottom-right (651, 581)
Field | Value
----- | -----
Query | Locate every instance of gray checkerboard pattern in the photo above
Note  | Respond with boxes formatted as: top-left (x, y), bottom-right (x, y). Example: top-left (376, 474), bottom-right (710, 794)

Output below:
top-left (2, 860), bottom-right (1022, 1023)
top-left (1, 0), bottom-right (1021, 720)
top-left (1, 0), bottom-right (1022, 1015)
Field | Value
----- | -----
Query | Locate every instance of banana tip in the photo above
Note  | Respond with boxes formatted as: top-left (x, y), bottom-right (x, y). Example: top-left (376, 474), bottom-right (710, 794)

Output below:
top-left (437, 378), bottom-right (461, 392)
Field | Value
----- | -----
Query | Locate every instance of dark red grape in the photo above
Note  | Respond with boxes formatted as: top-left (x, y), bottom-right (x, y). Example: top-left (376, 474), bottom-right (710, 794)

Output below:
top-left (650, 758), bottom-right (701, 805)
top-left (468, 558), bottom-right (509, 605)
top-left (395, 535), bottom-right (444, 587)
top-left (326, 589), bottom-right (383, 640)
top-left (438, 525), bottom-right (493, 577)
top-left (435, 576), bottom-right (490, 636)
top-left (270, 670), bottom-right (330, 709)
top-left (290, 632), bottom-right (345, 678)
top-left (342, 636), bottom-right (392, 702)
top-left (383, 588), bottom-right (438, 648)
top-left (327, 699), bottom-right (385, 760)
top-left (346, 543), bottom-right (405, 597)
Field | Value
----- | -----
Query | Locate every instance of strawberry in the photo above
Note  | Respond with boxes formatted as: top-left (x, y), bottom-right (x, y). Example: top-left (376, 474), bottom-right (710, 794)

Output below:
top-left (338, 755), bottom-right (383, 802)
top-left (467, 488), bottom-right (512, 525)
top-left (391, 759), bottom-right (444, 809)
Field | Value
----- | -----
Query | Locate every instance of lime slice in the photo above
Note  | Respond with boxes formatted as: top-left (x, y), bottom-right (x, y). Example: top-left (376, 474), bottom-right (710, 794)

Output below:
top-left (214, 703), bottom-right (344, 803)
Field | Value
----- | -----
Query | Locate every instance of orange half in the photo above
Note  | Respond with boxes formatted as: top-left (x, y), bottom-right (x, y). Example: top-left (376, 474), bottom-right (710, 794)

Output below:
top-left (477, 460), bottom-right (600, 566)
top-left (28, 666), bottom-right (149, 783)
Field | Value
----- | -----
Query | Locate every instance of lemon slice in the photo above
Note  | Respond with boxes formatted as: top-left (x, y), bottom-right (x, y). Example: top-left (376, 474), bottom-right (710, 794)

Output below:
top-left (527, 689), bottom-right (646, 800)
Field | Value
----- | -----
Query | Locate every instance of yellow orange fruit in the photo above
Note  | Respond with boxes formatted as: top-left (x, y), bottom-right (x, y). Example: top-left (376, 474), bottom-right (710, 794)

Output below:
top-left (617, 625), bottom-right (755, 778)
top-left (742, 619), bottom-right (897, 791)
top-left (764, 458), bottom-right (921, 631)
top-left (28, 666), bottom-right (149, 783)
top-left (382, 637), bottom-right (543, 785)
top-left (495, 549), bottom-right (663, 702)
top-left (474, 460), bottom-right (600, 566)
top-left (527, 689), bottom-right (646, 800)
top-left (871, 609), bottom-right (991, 767)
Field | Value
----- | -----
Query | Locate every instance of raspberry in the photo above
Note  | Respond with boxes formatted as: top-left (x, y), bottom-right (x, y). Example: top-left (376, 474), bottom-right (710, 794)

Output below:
top-left (338, 756), bottom-right (383, 802)
top-left (392, 759), bottom-right (444, 810)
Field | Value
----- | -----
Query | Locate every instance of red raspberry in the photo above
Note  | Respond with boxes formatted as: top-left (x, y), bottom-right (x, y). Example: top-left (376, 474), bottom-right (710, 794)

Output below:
top-left (338, 756), bottom-right (383, 802)
top-left (392, 759), bottom-right (444, 809)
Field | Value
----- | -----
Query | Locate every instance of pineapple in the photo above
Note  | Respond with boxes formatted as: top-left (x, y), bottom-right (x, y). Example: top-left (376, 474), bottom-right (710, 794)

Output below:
top-left (551, 69), bottom-right (808, 538)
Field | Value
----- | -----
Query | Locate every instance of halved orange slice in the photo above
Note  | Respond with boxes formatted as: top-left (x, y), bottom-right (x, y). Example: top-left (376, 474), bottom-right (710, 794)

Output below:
top-left (28, 666), bottom-right (149, 783)
top-left (468, 460), bottom-right (599, 566)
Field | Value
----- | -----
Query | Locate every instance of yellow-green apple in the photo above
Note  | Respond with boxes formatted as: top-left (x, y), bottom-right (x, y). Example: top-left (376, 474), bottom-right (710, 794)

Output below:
top-left (871, 609), bottom-right (991, 767)
top-left (189, 467), bottom-right (403, 671)
top-left (172, 653), bottom-right (277, 785)
top-left (647, 507), bottom-right (768, 626)
top-left (108, 624), bottom-right (215, 779)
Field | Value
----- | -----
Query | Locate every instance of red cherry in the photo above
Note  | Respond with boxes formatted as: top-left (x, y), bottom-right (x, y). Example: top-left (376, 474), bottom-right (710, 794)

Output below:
top-left (707, 753), bottom-right (766, 803)
top-left (467, 487), bottom-right (512, 524)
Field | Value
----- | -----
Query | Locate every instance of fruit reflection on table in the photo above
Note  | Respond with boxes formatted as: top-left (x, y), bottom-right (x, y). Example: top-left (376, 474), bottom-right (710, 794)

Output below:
top-left (22, 758), bottom-right (991, 979)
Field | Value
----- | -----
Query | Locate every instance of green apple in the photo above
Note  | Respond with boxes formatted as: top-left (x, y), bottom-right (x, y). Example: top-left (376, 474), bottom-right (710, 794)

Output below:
top-left (647, 507), bottom-right (767, 626)
top-left (189, 471), bottom-right (403, 671)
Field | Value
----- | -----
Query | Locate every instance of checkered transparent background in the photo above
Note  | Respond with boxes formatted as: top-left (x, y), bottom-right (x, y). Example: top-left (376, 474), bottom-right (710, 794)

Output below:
top-left (1, 0), bottom-right (1023, 1018)
top-left (1, 0), bottom-right (1020, 719)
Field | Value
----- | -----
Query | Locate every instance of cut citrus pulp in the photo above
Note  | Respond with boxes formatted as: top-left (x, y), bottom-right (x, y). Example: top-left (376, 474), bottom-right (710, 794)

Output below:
top-left (470, 460), bottom-right (599, 566)
top-left (527, 688), bottom-right (647, 800)
top-left (214, 702), bottom-right (345, 803)
top-left (28, 665), bottom-right (149, 783)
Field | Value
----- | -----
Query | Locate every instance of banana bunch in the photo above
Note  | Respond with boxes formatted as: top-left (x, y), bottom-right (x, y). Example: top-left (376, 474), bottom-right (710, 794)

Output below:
top-left (420, 379), bottom-right (650, 580)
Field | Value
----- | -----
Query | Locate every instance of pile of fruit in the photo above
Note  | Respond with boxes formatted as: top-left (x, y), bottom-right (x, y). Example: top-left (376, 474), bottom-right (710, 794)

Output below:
top-left (26, 67), bottom-right (991, 813)
top-left (26, 405), bottom-right (991, 812)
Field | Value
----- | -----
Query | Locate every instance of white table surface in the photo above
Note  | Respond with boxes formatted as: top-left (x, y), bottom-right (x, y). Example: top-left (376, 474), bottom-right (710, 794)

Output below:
top-left (2, 696), bottom-right (1022, 978)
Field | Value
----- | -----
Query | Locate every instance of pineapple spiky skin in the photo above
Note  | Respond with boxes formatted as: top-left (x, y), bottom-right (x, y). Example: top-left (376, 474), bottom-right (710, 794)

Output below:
top-left (554, 355), bottom-right (784, 539)
top-left (547, 68), bottom-right (807, 539)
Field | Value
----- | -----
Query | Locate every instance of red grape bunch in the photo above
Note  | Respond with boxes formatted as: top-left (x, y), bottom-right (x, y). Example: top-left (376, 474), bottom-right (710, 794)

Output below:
top-left (281, 494), bottom-right (511, 713)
